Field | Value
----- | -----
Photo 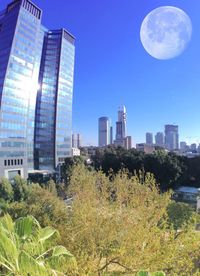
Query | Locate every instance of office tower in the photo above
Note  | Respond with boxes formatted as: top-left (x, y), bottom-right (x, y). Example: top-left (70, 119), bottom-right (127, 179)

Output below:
top-left (155, 132), bottom-right (164, 147)
top-left (72, 133), bottom-right (77, 148)
top-left (0, 0), bottom-right (43, 179)
top-left (124, 136), bottom-right (132, 150)
top-left (114, 106), bottom-right (132, 149)
top-left (116, 106), bottom-right (126, 140)
top-left (110, 126), bottom-right (113, 144)
top-left (115, 106), bottom-right (127, 146)
top-left (77, 134), bottom-right (82, 148)
top-left (146, 132), bottom-right (153, 145)
top-left (98, 117), bottom-right (112, 147)
top-left (35, 30), bottom-right (75, 170)
top-left (165, 125), bottom-right (179, 151)
top-left (72, 133), bottom-right (82, 148)
top-left (180, 141), bottom-right (187, 151)
top-left (0, 0), bottom-right (75, 178)
top-left (190, 143), bottom-right (197, 151)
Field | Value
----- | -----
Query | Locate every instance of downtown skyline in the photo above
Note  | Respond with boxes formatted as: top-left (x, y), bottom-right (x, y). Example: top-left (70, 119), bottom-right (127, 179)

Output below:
top-left (1, 0), bottom-right (200, 146)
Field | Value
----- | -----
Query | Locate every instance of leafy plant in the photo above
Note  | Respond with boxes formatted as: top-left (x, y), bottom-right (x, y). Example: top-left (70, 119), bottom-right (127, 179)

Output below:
top-left (0, 214), bottom-right (76, 275)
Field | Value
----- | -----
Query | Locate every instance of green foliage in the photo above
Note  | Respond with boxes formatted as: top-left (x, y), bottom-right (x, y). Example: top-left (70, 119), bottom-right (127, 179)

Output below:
top-left (12, 175), bottom-right (29, 201)
top-left (46, 179), bottom-right (57, 196)
top-left (62, 164), bottom-right (200, 275)
top-left (2, 163), bottom-right (200, 275)
top-left (62, 155), bottom-right (87, 185)
top-left (136, 272), bottom-right (165, 276)
top-left (92, 146), bottom-right (184, 190)
top-left (0, 177), bottom-right (13, 202)
top-left (6, 184), bottom-right (69, 229)
top-left (167, 201), bottom-right (196, 230)
top-left (0, 214), bottom-right (76, 275)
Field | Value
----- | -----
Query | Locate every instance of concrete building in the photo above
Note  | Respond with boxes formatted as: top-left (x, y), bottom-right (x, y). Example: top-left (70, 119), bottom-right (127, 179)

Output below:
top-left (155, 132), bottom-right (164, 147)
top-left (136, 143), bottom-right (155, 154)
top-left (72, 133), bottom-right (82, 148)
top-left (165, 125), bottom-right (179, 151)
top-left (191, 143), bottom-right (197, 151)
top-left (71, 147), bottom-right (80, 157)
top-left (124, 136), bottom-right (132, 150)
top-left (98, 117), bottom-right (112, 147)
top-left (180, 141), bottom-right (187, 151)
top-left (146, 132), bottom-right (153, 145)
top-left (0, 0), bottom-right (75, 179)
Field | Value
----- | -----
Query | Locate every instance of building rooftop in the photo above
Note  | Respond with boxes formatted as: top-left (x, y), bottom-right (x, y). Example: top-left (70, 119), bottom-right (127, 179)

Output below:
top-left (175, 186), bottom-right (200, 194)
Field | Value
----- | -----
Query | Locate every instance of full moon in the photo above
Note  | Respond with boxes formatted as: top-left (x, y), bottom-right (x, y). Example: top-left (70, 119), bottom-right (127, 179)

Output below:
top-left (140, 6), bottom-right (192, 60)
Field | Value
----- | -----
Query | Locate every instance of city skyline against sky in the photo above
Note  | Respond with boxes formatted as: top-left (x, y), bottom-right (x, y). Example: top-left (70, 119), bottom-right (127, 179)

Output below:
top-left (1, 0), bottom-right (200, 146)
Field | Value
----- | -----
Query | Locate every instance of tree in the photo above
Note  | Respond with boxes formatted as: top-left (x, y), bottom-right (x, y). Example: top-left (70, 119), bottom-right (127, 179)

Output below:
top-left (0, 214), bottom-right (77, 275)
top-left (12, 175), bottom-right (30, 201)
top-left (46, 179), bottom-right (57, 197)
top-left (143, 151), bottom-right (184, 190)
top-left (167, 201), bottom-right (196, 230)
top-left (62, 156), bottom-right (86, 188)
top-left (6, 184), bottom-right (69, 229)
top-left (0, 177), bottom-right (13, 202)
top-left (63, 164), bottom-right (200, 275)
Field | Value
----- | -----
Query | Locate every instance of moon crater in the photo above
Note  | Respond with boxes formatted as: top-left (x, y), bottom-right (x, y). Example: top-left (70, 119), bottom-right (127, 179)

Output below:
top-left (140, 6), bottom-right (192, 60)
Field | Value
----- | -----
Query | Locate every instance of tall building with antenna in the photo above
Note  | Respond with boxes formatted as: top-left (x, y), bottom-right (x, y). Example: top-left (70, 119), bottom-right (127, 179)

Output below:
top-left (114, 106), bottom-right (132, 149)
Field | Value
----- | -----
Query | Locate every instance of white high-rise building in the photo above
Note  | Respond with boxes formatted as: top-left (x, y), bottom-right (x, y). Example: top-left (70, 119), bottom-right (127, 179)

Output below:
top-left (98, 117), bottom-right (112, 147)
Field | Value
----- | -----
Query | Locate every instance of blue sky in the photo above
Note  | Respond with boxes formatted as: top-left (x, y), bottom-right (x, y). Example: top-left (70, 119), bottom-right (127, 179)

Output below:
top-left (1, 0), bottom-right (200, 146)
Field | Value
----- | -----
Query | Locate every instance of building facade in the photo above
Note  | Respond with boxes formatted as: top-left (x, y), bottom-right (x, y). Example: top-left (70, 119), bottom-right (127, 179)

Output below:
top-left (146, 132), bottom-right (153, 145)
top-left (136, 143), bottom-right (155, 154)
top-left (98, 117), bottom-right (112, 147)
top-left (155, 132), bottom-right (164, 147)
top-left (34, 29), bottom-right (75, 171)
top-left (165, 124), bottom-right (179, 151)
top-left (115, 106), bottom-right (126, 145)
top-left (0, 0), bottom-right (75, 179)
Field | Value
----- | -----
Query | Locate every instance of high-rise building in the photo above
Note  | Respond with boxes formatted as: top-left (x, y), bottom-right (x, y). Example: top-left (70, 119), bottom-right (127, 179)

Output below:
top-left (180, 141), bottom-right (187, 151)
top-left (155, 132), bottom-right (164, 147)
top-left (165, 125), bottom-right (179, 151)
top-left (114, 106), bottom-right (133, 149)
top-left (98, 117), bottom-right (112, 147)
top-left (115, 106), bottom-right (127, 146)
top-left (77, 134), bottom-right (82, 148)
top-left (146, 132), bottom-right (153, 145)
top-left (190, 143), bottom-right (197, 151)
top-left (72, 133), bottom-right (82, 148)
top-left (124, 136), bottom-right (132, 150)
top-left (0, 0), bottom-right (75, 178)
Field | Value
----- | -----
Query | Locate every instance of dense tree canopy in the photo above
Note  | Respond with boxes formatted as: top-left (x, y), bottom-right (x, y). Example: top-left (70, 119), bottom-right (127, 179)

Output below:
top-left (1, 163), bottom-right (200, 275)
top-left (91, 146), bottom-right (199, 190)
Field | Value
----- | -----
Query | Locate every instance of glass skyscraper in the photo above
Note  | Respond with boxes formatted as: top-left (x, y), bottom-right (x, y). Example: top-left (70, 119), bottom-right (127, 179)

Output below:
top-left (98, 117), bottom-right (112, 147)
top-left (165, 125), bottom-right (179, 151)
top-left (0, 0), bottom-right (75, 179)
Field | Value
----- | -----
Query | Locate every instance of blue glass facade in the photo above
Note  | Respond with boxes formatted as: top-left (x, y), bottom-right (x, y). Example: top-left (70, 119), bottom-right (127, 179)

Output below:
top-left (0, 0), bottom-right (75, 178)
top-left (34, 29), bottom-right (75, 171)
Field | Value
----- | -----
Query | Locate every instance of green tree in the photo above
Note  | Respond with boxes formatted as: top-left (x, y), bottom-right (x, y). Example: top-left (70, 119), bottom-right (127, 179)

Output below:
top-left (0, 177), bottom-right (13, 202)
top-left (62, 156), bottom-right (86, 188)
top-left (12, 175), bottom-right (30, 202)
top-left (63, 164), bottom-right (200, 275)
top-left (46, 179), bottom-right (57, 197)
top-left (167, 201), bottom-right (196, 230)
top-left (6, 184), bottom-right (69, 229)
top-left (0, 214), bottom-right (76, 275)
